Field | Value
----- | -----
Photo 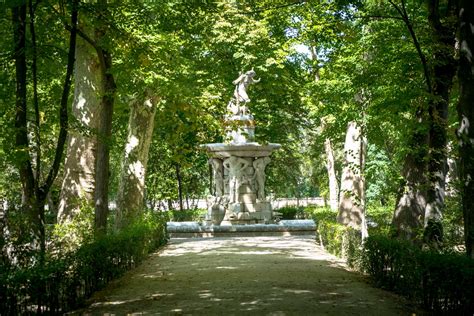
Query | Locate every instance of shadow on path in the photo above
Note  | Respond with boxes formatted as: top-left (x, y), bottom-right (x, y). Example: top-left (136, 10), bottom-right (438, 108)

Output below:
top-left (71, 236), bottom-right (419, 315)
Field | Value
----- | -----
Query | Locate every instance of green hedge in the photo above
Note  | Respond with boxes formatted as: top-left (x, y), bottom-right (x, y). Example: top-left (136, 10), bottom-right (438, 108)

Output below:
top-left (274, 206), bottom-right (307, 219)
top-left (310, 208), bottom-right (362, 268)
top-left (362, 235), bottom-right (474, 314)
top-left (0, 212), bottom-right (168, 314)
top-left (310, 206), bottom-right (474, 314)
top-left (168, 208), bottom-right (207, 222)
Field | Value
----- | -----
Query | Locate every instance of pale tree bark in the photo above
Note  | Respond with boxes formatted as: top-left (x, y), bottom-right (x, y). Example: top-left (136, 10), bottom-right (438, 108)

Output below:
top-left (313, 47), bottom-right (339, 211)
top-left (57, 34), bottom-right (101, 223)
top-left (324, 138), bottom-right (339, 210)
top-left (116, 94), bottom-right (158, 228)
top-left (338, 121), bottom-right (368, 237)
top-left (457, 0), bottom-right (474, 258)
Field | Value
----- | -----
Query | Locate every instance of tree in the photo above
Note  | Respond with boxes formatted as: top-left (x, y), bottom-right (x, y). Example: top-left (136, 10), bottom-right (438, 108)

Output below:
top-left (57, 21), bottom-right (101, 224)
top-left (338, 121), bottom-right (368, 237)
top-left (11, 0), bottom-right (78, 253)
top-left (456, 0), bottom-right (474, 258)
top-left (116, 92), bottom-right (158, 227)
top-left (370, 0), bottom-right (457, 243)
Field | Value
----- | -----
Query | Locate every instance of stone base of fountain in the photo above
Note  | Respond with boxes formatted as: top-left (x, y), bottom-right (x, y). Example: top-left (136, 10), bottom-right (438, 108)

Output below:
top-left (167, 220), bottom-right (316, 238)
top-left (201, 142), bottom-right (281, 226)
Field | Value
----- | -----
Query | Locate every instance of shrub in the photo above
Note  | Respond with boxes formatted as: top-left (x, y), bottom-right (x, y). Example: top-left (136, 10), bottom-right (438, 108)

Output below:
top-left (311, 205), bottom-right (474, 314)
top-left (0, 211), bottom-right (168, 314)
top-left (275, 206), bottom-right (306, 219)
top-left (168, 208), bottom-right (207, 222)
top-left (362, 234), bottom-right (474, 314)
top-left (309, 207), bottom-right (363, 268)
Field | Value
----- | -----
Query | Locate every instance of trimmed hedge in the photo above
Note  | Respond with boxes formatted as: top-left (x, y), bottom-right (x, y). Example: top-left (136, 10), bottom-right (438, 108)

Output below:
top-left (362, 235), bottom-right (474, 314)
top-left (311, 208), bottom-right (362, 268)
top-left (168, 208), bottom-right (207, 222)
top-left (275, 206), bottom-right (307, 219)
top-left (311, 207), bottom-right (474, 314)
top-left (0, 212), bottom-right (168, 314)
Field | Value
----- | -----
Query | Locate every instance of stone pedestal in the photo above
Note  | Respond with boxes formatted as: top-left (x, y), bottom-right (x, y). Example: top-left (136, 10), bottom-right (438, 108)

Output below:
top-left (202, 143), bottom-right (280, 225)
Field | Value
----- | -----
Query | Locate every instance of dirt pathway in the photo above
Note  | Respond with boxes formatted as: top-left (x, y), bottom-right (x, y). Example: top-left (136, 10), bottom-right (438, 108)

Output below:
top-left (73, 236), bottom-right (420, 315)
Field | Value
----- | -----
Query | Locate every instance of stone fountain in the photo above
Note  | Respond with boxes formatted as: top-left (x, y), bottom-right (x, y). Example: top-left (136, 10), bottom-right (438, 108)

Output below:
top-left (167, 70), bottom-right (316, 237)
top-left (201, 69), bottom-right (281, 225)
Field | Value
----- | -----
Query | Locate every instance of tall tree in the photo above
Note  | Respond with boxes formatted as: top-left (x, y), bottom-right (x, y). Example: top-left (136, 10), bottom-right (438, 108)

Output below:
top-left (456, 0), bottom-right (474, 258)
top-left (338, 121), bottom-right (368, 237)
top-left (93, 1), bottom-right (116, 234)
top-left (385, 0), bottom-right (457, 243)
top-left (115, 93), bottom-right (158, 227)
top-left (57, 24), bottom-right (101, 223)
top-left (11, 0), bottom-right (78, 251)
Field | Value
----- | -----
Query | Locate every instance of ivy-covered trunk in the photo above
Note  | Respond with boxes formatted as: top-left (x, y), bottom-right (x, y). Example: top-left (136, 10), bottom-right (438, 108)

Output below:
top-left (57, 32), bottom-right (101, 223)
top-left (116, 94), bottom-right (158, 228)
top-left (392, 151), bottom-right (427, 241)
top-left (423, 0), bottom-right (457, 242)
top-left (457, 0), bottom-right (474, 258)
top-left (338, 121), bottom-right (367, 237)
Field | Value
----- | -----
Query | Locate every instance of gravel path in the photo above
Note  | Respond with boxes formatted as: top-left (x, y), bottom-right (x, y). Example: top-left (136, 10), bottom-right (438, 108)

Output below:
top-left (73, 236), bottom-right (420, 315)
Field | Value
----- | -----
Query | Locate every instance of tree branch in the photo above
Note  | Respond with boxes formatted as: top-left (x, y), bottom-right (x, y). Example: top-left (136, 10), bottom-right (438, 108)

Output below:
top-left (388, 0), bottom-right (432, 93)
top-left (41, 0), bottom-right (79, 195)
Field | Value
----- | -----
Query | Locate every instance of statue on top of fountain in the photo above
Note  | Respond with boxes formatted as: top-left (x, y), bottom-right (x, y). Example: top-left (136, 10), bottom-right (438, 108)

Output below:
top-left (227, 69), bottom-right (260, 117)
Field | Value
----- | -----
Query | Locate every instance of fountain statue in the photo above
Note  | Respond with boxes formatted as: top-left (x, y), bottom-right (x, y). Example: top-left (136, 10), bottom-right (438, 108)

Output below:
top-left (201, 69), bottom-right (281, 225)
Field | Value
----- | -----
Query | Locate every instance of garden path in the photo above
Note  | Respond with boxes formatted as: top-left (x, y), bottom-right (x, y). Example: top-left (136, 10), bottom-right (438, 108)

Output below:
top-left (72, 236), bottom-right (421, 315)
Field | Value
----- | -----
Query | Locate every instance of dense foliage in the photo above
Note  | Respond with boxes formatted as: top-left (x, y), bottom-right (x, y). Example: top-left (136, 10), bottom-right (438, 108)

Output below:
top-left (1, 0), bottom-right (473, 313)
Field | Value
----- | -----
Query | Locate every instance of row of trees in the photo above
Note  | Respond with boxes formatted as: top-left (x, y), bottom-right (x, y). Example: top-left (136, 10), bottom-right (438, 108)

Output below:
top-left (302, 0), bottom-right (474, 256)
top-left (0, 0), bottom-right (473, 260)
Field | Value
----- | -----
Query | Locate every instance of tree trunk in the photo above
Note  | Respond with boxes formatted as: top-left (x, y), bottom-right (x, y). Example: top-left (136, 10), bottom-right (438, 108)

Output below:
top-left (12, 3), bottom-right (37, 223)
top-left (392, 154), bottom-right (427, 241)
top-left (94, 48), bottom-right (115, 234)
top-left (176, 164), bottom-right (184, 212)
top-left (324, 138), bottom-right (339, 210)
top-left (116, 94), bottom-right (158, 228)
top-left (457, 0), bottom-right (474, 258)
top-left (57, 33), bottom-right (101, 223)
top-left (92, 0), bottom-right (117, 234)
top-left (0, 196), bottom-right (8, 265)
top-left (423, 1), bottom-right (457, 243)
top-left (338, 121), bottom-right (367, 237)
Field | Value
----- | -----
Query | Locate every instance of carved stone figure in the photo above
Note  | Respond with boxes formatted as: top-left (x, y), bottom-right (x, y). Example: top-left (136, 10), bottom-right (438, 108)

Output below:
top-left (232, 69), bottom-right (260, 107)
top-left (210, 158), bottom-right (224, 197)
top-left (206, 195), bottom-right (226, 225)
top-left (223, 156), bottom-right (251, 203)
top-left (253, 157), bottom-right (271, 201)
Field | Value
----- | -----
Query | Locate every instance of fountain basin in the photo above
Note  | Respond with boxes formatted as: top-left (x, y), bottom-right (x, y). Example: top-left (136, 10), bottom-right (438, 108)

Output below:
top-left (201, 142), bottom-right (281, 158)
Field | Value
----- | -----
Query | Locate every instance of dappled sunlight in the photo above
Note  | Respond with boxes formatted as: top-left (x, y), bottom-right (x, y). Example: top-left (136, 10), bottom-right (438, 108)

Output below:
top-left (215, 266), bottom-right (238, 270)
top-left (74, 236), bottom-right (415, 315)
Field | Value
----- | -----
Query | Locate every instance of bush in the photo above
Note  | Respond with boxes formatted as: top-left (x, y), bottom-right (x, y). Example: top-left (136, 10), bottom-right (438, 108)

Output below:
top-left (0, 211), bottom-right (168, 314)
top-left (362, 235), bottom-right (474, 314)
top-left (311, 206), bottom-right (474, 314)
top-left (365, 205), bottom-right (392, 236)
top-left (308, 207), bottom-right (362, 268)
top-left (275, 206), bottom-right (306, 219)
top-left (168, 208), bottom-right (207, 222)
